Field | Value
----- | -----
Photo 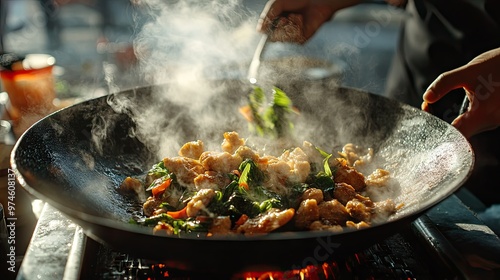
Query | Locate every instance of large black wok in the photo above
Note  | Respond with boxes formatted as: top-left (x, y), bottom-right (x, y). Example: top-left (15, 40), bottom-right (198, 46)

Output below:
top-left (11, 79), bottom-right (473, 273)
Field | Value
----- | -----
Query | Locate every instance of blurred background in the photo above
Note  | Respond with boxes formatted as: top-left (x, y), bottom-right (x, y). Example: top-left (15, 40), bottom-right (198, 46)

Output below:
top-left (1, 0), bottom-right (149, 100)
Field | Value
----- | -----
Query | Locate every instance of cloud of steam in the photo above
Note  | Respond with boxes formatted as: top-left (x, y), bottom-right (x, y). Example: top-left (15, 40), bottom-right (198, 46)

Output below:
top-left (134, 0), bottom-right (259, 86)
top-left (96, 0), bottom-right (395, 167)
top-left (89, 0), bottom-right (265, 158)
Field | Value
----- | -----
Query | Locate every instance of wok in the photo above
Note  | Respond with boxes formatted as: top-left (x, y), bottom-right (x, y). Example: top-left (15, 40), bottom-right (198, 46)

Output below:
top-left (11, 79), bottom-right (473, 273)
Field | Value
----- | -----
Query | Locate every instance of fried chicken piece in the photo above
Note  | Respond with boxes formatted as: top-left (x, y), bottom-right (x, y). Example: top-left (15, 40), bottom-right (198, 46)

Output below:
top-left (234, 145), bottom-right (260, 162)
top-left (143, 196), bottom-right (162, 217)
top-left (333, 183), bottom-right (357, 205)
top-left (221, 131), bottom-right (245, 154)
top-left (318, 199), bottom-right (350, 226)
top-left (119, 176), bottom-right (144, 197)
top-left (374, 199), bottom-right (396, 214)
top-left (153, 222), bottom-right (175, 236)
top-left (302, 188), bottom-right (324, 204)
top-left (163, 157), bottom-right (205, 190)
top-left (295, 199), bottom-right (320, 229)
top-left (178, 140), bottom-right (205, 159)
top-left (301, 141), bottom-right (324, 168)
top-left (210, 216), bottom-right (232, 235)
top-left (261, 147), bottom-right (311, 194)
top-left (365, 168), bottom-right (390, 187)
top-left (186, 188), bottom-right (216, 217)
top-left (193, 170), bottom-right (231, 190)
top-left (333, 159), bottom-right (366, 191)
top-left (346, 198), bottom-right (373, 222)
top-left (346, 221), bottom-right (370, 229)
top-left (279, 147), bottom-right (311, 183)
top-left (199, 151), bottom-right (242, 174)
top-left (236, 208), bottom-right (295, 236)
top-left (371, 199), bottom-right (397, 223)
top-left (339, 143), bottom-right (373, 167)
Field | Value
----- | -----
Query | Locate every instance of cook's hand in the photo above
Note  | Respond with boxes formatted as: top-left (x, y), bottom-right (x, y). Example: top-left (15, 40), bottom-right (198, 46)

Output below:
top-left (257, 0), bottom-right (361, 44)
top-left (422, 47), bottom-right (500, 139)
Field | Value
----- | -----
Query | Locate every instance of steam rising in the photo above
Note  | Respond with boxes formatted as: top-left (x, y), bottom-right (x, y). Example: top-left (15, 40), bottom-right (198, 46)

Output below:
top-left (134, 0), bottom-right (258, 86)
top-left (94, 0), bottom-right (370, 160)
top-left (92, 0), bottom-right (264, 156)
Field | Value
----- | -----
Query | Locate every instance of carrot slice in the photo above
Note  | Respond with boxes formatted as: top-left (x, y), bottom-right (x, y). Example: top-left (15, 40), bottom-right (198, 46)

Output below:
top-left (239, 181), bottom-right (249, 190)
top-left (235, 214), bottom-right (249, 226)
top-left (238, 105), bottom-right (254, 122)
top-left (167, 207), bottom-right (188, 219)
top-left (152, 178), bottom-right (172, 197)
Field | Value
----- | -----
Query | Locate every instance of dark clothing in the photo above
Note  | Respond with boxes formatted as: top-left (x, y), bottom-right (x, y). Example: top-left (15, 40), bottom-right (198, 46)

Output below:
top-left (0, 0), bottom-right (6, 53)
top-left (39, 0), bottom-right (61, 49)
top-left (387, 0), bottom-right (500, 112)
top-left (385, 0), bottom-right (500, 205)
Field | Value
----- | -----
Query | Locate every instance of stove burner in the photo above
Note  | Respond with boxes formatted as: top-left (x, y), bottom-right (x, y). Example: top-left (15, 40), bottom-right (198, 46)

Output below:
top-left (81, 233), bottom-right (441, 280)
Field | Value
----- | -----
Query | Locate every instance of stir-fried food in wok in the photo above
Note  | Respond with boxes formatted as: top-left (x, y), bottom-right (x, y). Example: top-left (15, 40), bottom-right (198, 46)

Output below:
top-left (120, 131), bottom-right (397, 236)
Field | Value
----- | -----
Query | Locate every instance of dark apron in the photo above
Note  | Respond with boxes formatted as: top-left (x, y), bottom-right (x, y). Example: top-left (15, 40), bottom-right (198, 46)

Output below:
top-left (385, 0), bottom-right (500, 205)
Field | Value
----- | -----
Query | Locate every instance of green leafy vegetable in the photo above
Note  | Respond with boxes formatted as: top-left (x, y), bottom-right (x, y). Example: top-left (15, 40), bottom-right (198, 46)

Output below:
top-left (206, 160), bottom-right (283, 223)
top-left (238, 159), bottom-right (265, 187)
top-left (286, 183), bottom-right (309, 209)
top-left (309, 146), bottom-right (336, 195)
top-left (315, 146), bottom-right (333, 177)
top-left (147, 161), bottom-right (169, 178)
top-left (145, 161), bottom-right (173, 191)
top-left (247, 86), bottom-right (296, 138)
top-left (142, 214), bottom-right (209, 235)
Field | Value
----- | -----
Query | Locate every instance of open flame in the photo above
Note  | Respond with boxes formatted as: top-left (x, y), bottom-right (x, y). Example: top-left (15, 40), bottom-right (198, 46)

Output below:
top-left (149, 261), bottom-right (340, 280)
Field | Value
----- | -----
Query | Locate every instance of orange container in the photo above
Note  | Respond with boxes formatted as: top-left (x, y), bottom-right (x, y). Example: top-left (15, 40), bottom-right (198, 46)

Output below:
top-left (0, 54), bottom-right (56, 133)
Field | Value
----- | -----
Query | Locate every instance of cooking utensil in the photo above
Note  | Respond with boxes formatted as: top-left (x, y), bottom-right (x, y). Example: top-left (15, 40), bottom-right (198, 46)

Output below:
top-left (247, 17), bottom-right (281, 86)
top-left (247, 33), bottom-right (270, 85)
top-left (459, 95), bottom-right (469, 115)
top-left (11, 79), bottom-right (474, 273)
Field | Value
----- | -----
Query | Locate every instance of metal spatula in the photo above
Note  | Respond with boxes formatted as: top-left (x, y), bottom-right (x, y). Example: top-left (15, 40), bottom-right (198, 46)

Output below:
top-left (247, 33), bottom-right (270, 85)
top-left (247, 16), bottom-right (282, 86)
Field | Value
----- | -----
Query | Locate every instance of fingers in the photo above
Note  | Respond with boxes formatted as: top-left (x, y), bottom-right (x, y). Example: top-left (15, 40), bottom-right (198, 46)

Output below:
top-left (421, 65), bottom-right (471, 115)
top-left (452, 109), bottom-right (499, 139)
top-left (257, 1), bottom-right (278, 33)
top-left (421, 48), bottom-right (500, 139)
top-left (257, 0), bottom-right (308, 43)
top-left (423, 66), bottom-right (469, 104)
top-left (451, 112), bottom-right (475, 139)
top-left (257, 0), bottom-right (292, 34)
top-left (420, 100), bottom-right (431, 112)
top-left (274, 15), bottom-right (308, 44)
top-left (256, 0), bottom-right (349, 43)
